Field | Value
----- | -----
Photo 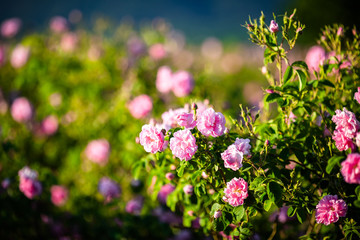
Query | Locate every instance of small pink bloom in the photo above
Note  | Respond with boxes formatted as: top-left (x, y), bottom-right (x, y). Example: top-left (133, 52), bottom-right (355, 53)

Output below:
top-left (183, 184), bottom-right (193, 195)
top-left (128, 95), bottom-right (153, 119)
top-left (234, 138), bottom-right (251, 155)
top-left (171, 70), bottom-right (194, 97)
top-left (221, 145), bottom-right (244, 171)
top-left (126, 197), bottom-right (143, 215)
top-left (41, 115), bottom-right (58, 136)
top-left (158, 184), bottom-right (175, 204)
top-left (354, 87), bottom-right (360, 104)
top-left (337, 27), bottom-right (344, 36)
top-left (332, 108), bottom-right (360, 139)
top-left (341, 153), bottom-right (360, 184)
top-left (1, 18), bottom-right (21, 38)
top-left (223, 177), bottom-right (248, 207)
top-left (162, 108), bottom-right (187, 130)
top-left (18, 166), bottom-right (42, 199)
top-left (265, 89), bottom-right (274, 94)
top-left (315, 195), bottom-right (347, 225)
top-left (149, 43), bottom-right (166, 60)
top-left (139, 124), bottom-right (165, 153)
top-left (61, 32), bottom-right (78, 52)
top-left (201, 171), bottom-right (209, 179)
top-left (49, 16), bottom-right (68, 33)
top-left (2, 178), bottom-right (10, 189)
top-left (305, 46), bottom-right (326, 72)
top-left (269, 20), bottom-right (279, 33)
top-left (10, 45), bottom-right (30, 68)
top-left (165, 172), bottom-right (175, 180)
top-left (11, 97), bottom-right (33, 123)
top-left (98, 177), bottom-right (121, 202)
top-left (170, 129), bottom-right (198, 161)
top-left (156, 66), bottom-right (173, 94)
top-left (50, 185), bottom-right (69, 206)
top-left (85, 139), bottom-right (110, 165)
top-left (197, 108), bottom-right (226, 137)
top-left (177, 112), bottom-right (196, 129)
top-left (214, 210), bottom-right (222, 218)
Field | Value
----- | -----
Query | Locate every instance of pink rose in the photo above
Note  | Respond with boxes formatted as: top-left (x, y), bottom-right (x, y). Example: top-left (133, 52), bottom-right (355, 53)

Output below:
top-left (161, 108), bottom-right (187, 130)
top-left (11, 45), bottom-right (30, 68)
top-left (61, 32), bottom-right (78, 52)
top-left (85, 139), bottom-right (110, 165)
top-left (221, 145), bottom-right (244, 171)
top-left (234, 138), bottom-right (251, 155)
top-left (1, 18), bottom-right (21, 38)
top-left (354, 87), bottom-right (360, 104)
top-left (171, 71), bottom-right (194, 97)
top-left (49, 16), bottom-right (68, 33)
top-left (170, 129), bottom-right (198, 161)
top-left (333, 130), bottom-right (355, 151)
top-left (128, 95), bottom-right (153, 119)
top-left (139, 124), bottom-right (165, 153)
top-left (356, 133), bottom-right (360, 147)
top-left (315, 195), bottom-right (347, 225)
top-left (341, 153), bottom-right (360, 184)
top-left (269, 20), bottom-right (279, 33)
top-left (305, 46), bottom-right (326, 72)
top-left (183, 184), bottom-right (193, 195)
top-left (223, 177), bottom-right (248, 207)
top-left (176, 112), bottom-right (196, 129)
top-left (332, 108), bottom-right (360, 139)
top-left (18, 166), bottom-right (42, 199)
top-left (197, 108), bottom-right (226, 137)
top-left (149, 43), bottom-right (166, 60)
top-left (50, 185), bottom-right (69, 206)
top-left (158, 184), bottom-right (175, 204)
top-left (98, 177), bottom-right (121, 202)
top-left (156, 66), bottom-right (173, 94)
top-left (41, 115), bottom-right (58, 136)
top-left (11, 97), bottom-right (33, 123)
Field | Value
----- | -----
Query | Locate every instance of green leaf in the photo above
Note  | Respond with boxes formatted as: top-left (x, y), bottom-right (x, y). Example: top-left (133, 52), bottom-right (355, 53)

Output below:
top-left (249, 176), bottom-right (265, 190)
top-left (296, 69), bottom-right (307, 91)
top-left (233, 205), bottom-right (245, 221)
top-left (264, 199), bottom-right (273, 211)
top-left (326, 155), bottom-right (344, 174)
top-left (283, 66), bottom-right (294, 84)
top-left (210, 203), bottom-right (222, 216)
top-left (213, 218), bottom-right (225, 231)
top-left (267, 181), bottom-right (283, 204)
top-left (265, 93), bottom-right (281, 103)
top-left (177, 161), bottom-right (188, 177)
top-left (287, 206), bottom-right (297, 217)
top-left (318, 79), bottom-right (335, 88)
top-left (296, 208), bottom-right (307, 223)
top-left (355, 186), bottom-right (360, 199)
top-left (354, 200), bottom-right (360, 208)
top-left (292, 61), bottom-right (309, 71)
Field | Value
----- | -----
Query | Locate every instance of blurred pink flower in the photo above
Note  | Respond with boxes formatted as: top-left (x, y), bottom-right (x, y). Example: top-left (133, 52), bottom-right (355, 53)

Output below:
top-left (305, 46), bottom-right (326, 72)
top-left (176, 112), bottom-right (196, 129)
top-left (341, 153), bottom-right (360, 184)
top-left (161, 108), bottom-right (187, 130)
top-left (354, 87), bottom-right (360, 104)
top-left (158, 184), bottom-right (175, 204)
top-left (126, 197), bottom-right (143, 215)
top-left (51, 185), bottom-right (69, 206)
top-left (98, 177), bottom-right (121, 202)
top-left (165, 172), bottom-right (175, 180)
top-left (356, 133), bottom-right (360, 147)
top-left (214, 210), bottom-right (222, 219)
top-left (18, 166), bottom-right (42, 199)
top-left (269, 20), bottom-right (279, 33)
top-left (149, 43), bottom-right (166, 60)
top-left (234, 138), bottom-right (251, 156)
top-left (127, 37), bottom-right (146, 57)
top-left (171, 71), bottom-right (194, 97)
top-left (269, 206), bottom-right (295, 223)
top-left (170, 129), bottom-right (198, 161)
top-left (85, 139), bottom-right (110, 165)
top-left (221, 145), bottom-right (244, 171)
top-left (128, 94), bottom-right (153, 119)
top-left (139, 124), bottom-right (165, 153)
top-left (1, 18), bottom-right (21, 38)
top-left (11, 97), bottom-right (33, 123)
top-left (0, 46), bottom-right (5, 66)
top-left (197, 108), bottom-right (226, 137)
top-left (10, 45), bottom-right (30, 68)
top-left (41, 115), bottom-right (58, 136)
top-left (223, 177), bottom-right (248, 207)
top-left (49, 16), bottom-right (68, 33)
top-left (315, 195), bottom-right (347, 225)
top-left (61, 32), bottom-right (78, 52)
top-left (156, 66), bottom-right (173, 94)
top-left (183, 184), bottom-right (193, 195)
top-left (2, 178), bottom-right (10, 189)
